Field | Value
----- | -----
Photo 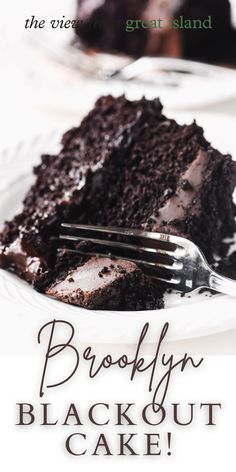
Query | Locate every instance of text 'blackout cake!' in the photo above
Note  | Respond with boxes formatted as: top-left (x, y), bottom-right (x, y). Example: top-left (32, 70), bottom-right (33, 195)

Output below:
top-left (0, 96), bottom-right (236, 310)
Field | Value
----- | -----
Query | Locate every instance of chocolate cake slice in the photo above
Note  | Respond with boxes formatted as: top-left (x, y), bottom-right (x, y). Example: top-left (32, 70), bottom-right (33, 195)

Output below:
top-left (75, 0), bottom-right (182, 57)
top-left (0, 95), bottom-right (236, 310)
top-left (75, 0), bottom-right (236, 62)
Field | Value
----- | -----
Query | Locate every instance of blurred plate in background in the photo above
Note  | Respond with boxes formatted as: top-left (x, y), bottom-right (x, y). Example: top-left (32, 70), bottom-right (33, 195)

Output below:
top-left (27, 19), bottom-right (236, 110)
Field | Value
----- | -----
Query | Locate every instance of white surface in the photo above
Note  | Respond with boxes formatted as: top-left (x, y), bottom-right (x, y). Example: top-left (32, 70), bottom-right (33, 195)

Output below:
top-left (0, 4), bottom-right (236, 471)
top-left (1, 112), bottom-right (236, 346)
top-left (0, 355), bottom-right (235, 471)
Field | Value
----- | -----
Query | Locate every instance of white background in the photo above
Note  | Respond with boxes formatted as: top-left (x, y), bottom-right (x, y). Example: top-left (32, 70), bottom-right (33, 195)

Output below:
top-left (0, 351), bottom-right (236, 471)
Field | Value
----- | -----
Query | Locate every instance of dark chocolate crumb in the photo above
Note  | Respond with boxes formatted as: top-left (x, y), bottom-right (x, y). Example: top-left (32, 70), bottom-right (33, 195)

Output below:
top-left (116, 265), bottom-right (127, 275)
top-left (180, 179), bottom-right (193, 191)
top-left (98, 266), bottom-right (111, 278)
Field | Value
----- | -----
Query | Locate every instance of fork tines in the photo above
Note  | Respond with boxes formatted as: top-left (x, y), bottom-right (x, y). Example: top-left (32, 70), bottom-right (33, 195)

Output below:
top-left (56, 223), bottom-right (187, 286)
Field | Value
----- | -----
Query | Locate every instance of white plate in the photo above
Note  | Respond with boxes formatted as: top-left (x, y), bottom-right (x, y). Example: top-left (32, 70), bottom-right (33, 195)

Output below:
top-left (1, 112), bottom-right (236, 345)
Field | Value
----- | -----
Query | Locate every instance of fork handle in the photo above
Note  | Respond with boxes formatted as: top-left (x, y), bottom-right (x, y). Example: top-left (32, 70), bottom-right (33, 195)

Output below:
top-left (209, 271), bottom-right (236, 297)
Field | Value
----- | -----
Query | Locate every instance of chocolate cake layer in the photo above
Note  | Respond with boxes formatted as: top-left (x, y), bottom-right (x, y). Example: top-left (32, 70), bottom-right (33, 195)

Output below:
top-left (45, 255), bottom-right (164, 310)
top-left (0, 95), bottom-right (236, 310)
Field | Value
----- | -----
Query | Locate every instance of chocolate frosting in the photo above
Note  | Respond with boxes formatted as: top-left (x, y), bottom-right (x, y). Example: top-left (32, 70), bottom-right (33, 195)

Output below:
top-left (1, 238), bottom-right (43, 282)
top-left (153, 149), bottom-right (208, 229)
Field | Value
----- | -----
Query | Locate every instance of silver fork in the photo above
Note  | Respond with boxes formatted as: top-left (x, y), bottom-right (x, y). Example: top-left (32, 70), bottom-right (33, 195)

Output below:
top-left (57, 223), bottom-right (236, 297)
